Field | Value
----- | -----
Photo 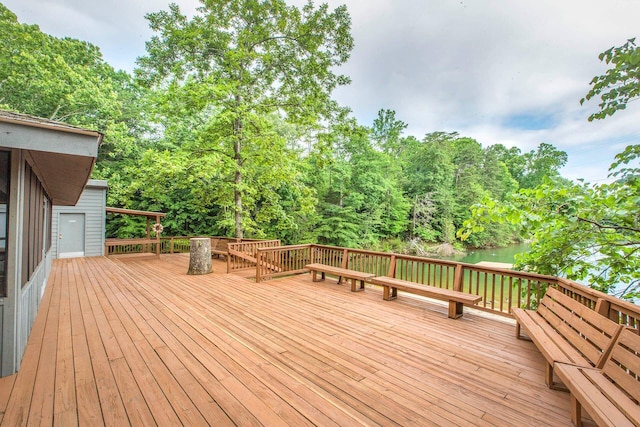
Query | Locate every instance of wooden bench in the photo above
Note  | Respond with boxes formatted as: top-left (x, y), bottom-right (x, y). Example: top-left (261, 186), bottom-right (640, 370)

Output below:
top-left (211, 239), bottom-right (229, 258)
top-left (511, 286), bottom-right (625, 389)
top-left (555, 328), bottom-right (640, 427)
top-left (304, 263), bottom-right (375, 292)
top-left (369, 276), bottom-right (482, 319)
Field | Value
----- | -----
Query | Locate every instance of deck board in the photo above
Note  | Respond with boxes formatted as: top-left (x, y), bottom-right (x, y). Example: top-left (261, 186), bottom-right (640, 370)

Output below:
top-left (0, 254), bottom-right (572, 426)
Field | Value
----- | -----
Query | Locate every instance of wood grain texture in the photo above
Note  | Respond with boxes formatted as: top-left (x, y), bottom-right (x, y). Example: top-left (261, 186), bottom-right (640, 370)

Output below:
top-left (0, 254), bottom-right (573, 426)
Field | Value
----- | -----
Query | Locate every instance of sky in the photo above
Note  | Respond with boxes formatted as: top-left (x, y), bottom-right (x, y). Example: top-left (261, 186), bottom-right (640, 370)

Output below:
top-left (3, 0), bottom-right (640, 183)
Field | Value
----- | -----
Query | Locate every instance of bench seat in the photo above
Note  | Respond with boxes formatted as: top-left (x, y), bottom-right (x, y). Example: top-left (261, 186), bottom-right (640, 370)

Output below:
top-left (304, 263), bottom-right (375, 292)
top-left (555, 329), bottom-right (640, 427)
top-left (511, 287), bottom-right (624, 389)
top-left (211, 239), bottom-right (229, 258)
top-left (369, 276), bottom-right (482, 319)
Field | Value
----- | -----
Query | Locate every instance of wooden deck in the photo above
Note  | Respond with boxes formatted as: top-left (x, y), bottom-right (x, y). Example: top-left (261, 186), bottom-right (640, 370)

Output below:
top-left (0, 254), bottom-right (573, 426)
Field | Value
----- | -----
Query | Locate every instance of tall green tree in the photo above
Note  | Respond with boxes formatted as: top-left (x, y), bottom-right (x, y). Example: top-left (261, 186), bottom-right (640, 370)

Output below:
top-left (519, 143), bottom-right (568, 189)
top-left (401, 132), bottom-right (457, 243)
top-left (371, 108), bottom-right (408, 156)
top-left (136, 0), bottom-right (353, 238)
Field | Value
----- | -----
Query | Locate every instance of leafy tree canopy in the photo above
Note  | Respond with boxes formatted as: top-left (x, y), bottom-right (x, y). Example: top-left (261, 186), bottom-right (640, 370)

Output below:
top-left (135, 0), bottom-right (353, 238)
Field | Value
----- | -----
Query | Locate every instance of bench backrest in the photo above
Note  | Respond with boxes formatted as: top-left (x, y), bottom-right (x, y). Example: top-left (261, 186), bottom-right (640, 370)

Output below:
top-left (602, 329), bottom-right (640, 409)
top-left (538, 287), bottom-right (624, 368)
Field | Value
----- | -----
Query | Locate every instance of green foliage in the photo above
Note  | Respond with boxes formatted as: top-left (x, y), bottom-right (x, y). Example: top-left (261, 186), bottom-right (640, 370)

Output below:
top-left (0, 2), bottom-right (151, 214)
top-left (462, 175), bottom-right (639, 298)
top-left (0, 4), bottom-right (145, 154)
top-left (581, 38), bottom-right (640, 121)
top-left (519, 143), bottom-right (569, 189)
top-left (135, 0), bottom-right (353, 238)
top-left (372, 108), bottom-right (408, 155)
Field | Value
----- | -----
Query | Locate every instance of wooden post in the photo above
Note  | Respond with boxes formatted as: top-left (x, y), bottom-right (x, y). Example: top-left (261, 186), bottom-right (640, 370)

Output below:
top-left (310, 245), bottom-right (316, 264)
top-left (453, 264), bottom-right (464, 292)
top-left (256, 249), bottom-right (262, 282)
top-left (339, 248), bottom-right (349, 285)
top-left (187, 238), bottom-right (212, 275)
top-left (595, 298), bottom-right (611, 318)
top-left (341, 249), bottom-right (349, 269)
top-left (387, 255), bottom-right (397, 278)
top-left (155, 215), bottom-right (161, 255)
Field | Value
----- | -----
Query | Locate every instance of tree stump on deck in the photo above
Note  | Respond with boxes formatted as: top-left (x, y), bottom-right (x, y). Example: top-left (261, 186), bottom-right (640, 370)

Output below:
top-left (187, 238), bottom-right (212, 275)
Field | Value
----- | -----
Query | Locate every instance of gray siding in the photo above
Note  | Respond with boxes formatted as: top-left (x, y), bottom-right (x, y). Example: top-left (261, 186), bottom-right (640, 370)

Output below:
top-left (1, 151), bottom-right (55, 376)
top-left (52, 180), bottom-right (107, 258)
top-left (16, 250), bottom-right (51, 367)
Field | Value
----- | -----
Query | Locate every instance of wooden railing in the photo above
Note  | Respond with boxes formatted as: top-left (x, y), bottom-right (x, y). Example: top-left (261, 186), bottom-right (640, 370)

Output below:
top-left (256, 244), bottom-right (313, 282)
top-left (106, 236), bottom-right (266, 257)
top-left (105, 238), bottom-right (162, 255)
top-left (255, 244), bottom-right (640, 331)
top-left (161, 236), bottom-right (192, 254)
top-left (227, 240), bottom-right (281, 273)
top-left (557, 278), bottom-right (639, 331)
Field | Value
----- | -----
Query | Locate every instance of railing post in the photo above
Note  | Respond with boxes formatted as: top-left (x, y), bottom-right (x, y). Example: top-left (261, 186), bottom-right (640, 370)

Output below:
top-left (387, 255), bottom-right (397, 278)
top-left (256, 249), bottom-right (262, 282)
top-left (170, 237), bottom-right (174, 254)
top-left (453, 264), bottom-right (464, 292)
top-left (595, 298), bottom-right (619, 322)
top-left (341, 249), bottom-right (349, 269)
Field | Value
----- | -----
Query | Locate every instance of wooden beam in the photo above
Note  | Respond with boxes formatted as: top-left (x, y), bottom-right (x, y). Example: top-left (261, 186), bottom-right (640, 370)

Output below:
top-left (106, 207), bottom-right (166, 218)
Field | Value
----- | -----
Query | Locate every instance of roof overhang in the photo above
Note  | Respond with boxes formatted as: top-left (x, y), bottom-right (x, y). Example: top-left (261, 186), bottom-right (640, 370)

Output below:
top-left (0, 111), bottom-right (103, 206)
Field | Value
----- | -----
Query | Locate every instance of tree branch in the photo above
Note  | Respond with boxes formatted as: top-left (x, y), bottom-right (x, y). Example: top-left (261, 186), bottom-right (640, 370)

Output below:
top-left (578, 216), bottom-right (640, 233)
top-left (248, 35), bottom-right (301, 52)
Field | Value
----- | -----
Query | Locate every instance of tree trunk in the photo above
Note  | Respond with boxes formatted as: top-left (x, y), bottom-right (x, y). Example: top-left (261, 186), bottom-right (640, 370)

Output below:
top-left (235, 169), bottom-right (243, 239)
top-left (234, 114), bottom-right (244, 239)
top-left (187, 238), bottom-right (212, 275)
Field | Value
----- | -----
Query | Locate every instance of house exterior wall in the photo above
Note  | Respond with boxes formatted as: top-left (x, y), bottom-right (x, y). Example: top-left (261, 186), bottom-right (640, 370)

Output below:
top-left (0, 111), bottom-right (101, 377)
top-left (52, 180), bottom-right (107, 258)
top-left (0, 149), bottom-right (53, 375)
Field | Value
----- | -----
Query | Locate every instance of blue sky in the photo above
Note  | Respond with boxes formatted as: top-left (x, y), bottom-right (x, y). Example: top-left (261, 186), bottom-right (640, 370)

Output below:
top-left (3, 0), bottom-right (639, 183)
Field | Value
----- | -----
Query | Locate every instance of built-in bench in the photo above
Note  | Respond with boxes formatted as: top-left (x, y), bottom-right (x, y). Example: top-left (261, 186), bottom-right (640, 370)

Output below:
top-left (211, 239), bottom-right (229, 258)
top-left (511, 286), bottom-right (625, 389)
top-left (304, 263), bottom-right (375, 292)
top-left (369, 276), bottom-right (482, 319)
top-left (555, 328), bottom-right (640, 427)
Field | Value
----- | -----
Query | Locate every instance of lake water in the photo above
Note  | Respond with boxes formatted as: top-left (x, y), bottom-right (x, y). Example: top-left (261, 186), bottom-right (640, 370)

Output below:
top-left (435, 243), bottom-right (532, 265)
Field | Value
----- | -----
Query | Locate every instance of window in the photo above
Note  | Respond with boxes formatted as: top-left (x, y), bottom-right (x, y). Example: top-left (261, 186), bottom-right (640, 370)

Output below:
top-left (21, 162), bottom-right (48, 287)
top-left (0, 151), bottom-right (9, 296)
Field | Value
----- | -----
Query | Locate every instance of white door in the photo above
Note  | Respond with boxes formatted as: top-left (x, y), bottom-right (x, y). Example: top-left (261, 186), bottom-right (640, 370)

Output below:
top-left (59, 213), bottom-right (85, 258)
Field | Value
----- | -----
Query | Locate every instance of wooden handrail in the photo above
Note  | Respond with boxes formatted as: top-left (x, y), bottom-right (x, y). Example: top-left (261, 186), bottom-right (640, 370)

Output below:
top-left (255, 243), bottom-right (639, 331)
